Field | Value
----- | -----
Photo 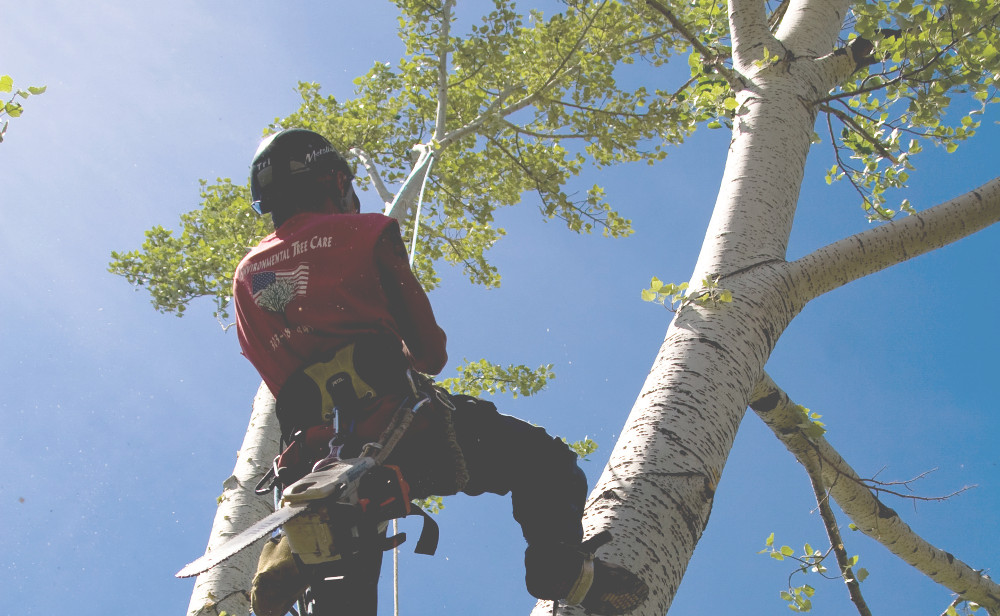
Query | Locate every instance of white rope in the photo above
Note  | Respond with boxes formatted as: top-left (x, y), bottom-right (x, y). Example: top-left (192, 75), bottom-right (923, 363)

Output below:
top-left (394, 149), bottom-right (435, 616)
top-left (408, 152), bottom-right (434, 267)
top-left (394, 518), bottom-right (400, 616)
top-left (345, 145), bottom-right (436, 616)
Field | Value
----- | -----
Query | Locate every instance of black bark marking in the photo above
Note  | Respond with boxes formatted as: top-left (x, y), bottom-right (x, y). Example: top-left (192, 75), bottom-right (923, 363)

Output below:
top-left (600, 489), bottom-right (624, 502)
top-left (751, 390), bottom-right (782, 413)
top-left (877, 500), bottom-right (898, 519)
top-left (696, 335), bottom-right (727, 355)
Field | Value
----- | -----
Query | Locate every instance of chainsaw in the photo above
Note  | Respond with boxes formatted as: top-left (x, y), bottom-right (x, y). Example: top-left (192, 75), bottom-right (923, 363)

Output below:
top-left (176, 389), bottom-right (438, 579)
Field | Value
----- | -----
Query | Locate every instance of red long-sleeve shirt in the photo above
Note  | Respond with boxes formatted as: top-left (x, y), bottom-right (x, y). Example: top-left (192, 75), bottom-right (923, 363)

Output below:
top-left (233, 212), bottom-right (447, 398)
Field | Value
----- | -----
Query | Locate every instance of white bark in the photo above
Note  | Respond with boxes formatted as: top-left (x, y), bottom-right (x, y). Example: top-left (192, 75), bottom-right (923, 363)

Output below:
top-left (530, 0), bottom-right (997, 613)
top-left (749, 374), bottom-right (1000, 612)
top-left (530, 62), bottom-right (824, 616)
top-left (773, 0), bottom-right (850, 58)
top-left (186, 382), bottom-right (280, 616)
top-left (349, 147), bottom-right (395, 207)
top-left (434, 0), bottom-right (456, 144)
top-left (788, 177), bottom-right (1000, 305)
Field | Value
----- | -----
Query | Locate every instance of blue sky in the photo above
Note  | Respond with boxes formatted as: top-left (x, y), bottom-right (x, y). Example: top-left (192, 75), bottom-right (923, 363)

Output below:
top-left (2, 2), bottom-right (997, 615)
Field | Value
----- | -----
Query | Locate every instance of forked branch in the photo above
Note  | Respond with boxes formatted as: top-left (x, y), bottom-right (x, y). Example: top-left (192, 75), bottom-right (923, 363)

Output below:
top-left (749, 373), bottom-right (1000, 612)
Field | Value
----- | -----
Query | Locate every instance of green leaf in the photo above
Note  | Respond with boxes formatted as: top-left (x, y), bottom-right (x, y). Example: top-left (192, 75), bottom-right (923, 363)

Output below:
top-left (566, 437), bottom-right (598, 460)
top-left (413, 495), bottom-right (445, 514)
top-left (0, 75), bottom-right (12, 93)
top-left (765, 532), bottom-right (775, 547)
top-left (856, 568), bottom-right (869, 582)
top-left (780, 545), bottom-right (795, 557)
top-left (27, 85), bottom-right (46, 95)
top-left (723, 97), bottom-right (739, 110)
top-left (439, 359), bottom-right (555, 399)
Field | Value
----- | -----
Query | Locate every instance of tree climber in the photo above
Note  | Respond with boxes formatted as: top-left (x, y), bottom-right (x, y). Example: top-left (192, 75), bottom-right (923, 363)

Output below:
top-left (233, 128), bottom-right (649, 615)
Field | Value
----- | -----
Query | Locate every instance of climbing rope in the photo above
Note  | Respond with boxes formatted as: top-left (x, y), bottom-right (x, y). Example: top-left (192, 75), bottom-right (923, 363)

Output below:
top-left (395, 146), bottom-right (435, 616)
top-left (408, 150), bottom-right (434, 267)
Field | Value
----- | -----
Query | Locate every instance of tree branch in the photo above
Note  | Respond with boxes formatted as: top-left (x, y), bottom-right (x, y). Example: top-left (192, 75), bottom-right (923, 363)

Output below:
top-left (787, 177), bottom-right (1000, 307)
top-left (859, 468), bottom-right (974, 503)
top-left (727, 0), bottom-right (779, 72)
top-left (486, 134), bottom-right (615, 232)
top-left (536, 95), bottom-right (649, 119)
top-left (645, 0), bottom-right (738, 84)
top-left (349, 148), bottom-right (394, 206)
top-left (810, 40), bottom-right (877, 96)
top-left (802, 456), bottom-right (873, 616)
top-left (819, 103), bottom-right (899, 163)
top-left (434, 0), bottom-right (456, 143)
top-left (501, 120), bottom-right (596, 140)
top-left (812, 15), bottom-right (999, 106)
top-left (750, 373), bottom-right (1000, 612)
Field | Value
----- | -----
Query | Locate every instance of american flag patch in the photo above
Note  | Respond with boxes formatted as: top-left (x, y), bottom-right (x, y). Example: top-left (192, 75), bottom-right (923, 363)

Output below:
top-left (251, 264), bottom-right (309, 312)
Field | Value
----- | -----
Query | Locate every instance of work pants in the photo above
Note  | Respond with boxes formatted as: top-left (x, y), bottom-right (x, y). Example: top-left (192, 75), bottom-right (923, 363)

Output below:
top-left (304, 394), bottom-right (588, 615)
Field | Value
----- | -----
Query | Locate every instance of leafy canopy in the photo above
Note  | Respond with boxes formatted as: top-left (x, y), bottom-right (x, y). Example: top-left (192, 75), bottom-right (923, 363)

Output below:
top-left (109, 0), bottom-right (694, 319)
top-left (827, 0), bottom-right (1000, 218)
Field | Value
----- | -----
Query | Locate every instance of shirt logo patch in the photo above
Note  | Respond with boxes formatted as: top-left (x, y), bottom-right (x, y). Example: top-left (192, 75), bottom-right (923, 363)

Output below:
top-left (251, 264), bottom-right (309, 312)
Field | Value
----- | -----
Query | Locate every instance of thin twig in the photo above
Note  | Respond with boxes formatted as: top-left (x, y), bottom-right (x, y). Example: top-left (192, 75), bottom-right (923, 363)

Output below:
top-left (645, 0), bottom-right (727, 71)
top-left (820, 103), bottom-right (900, 163)
top-left (501, 120), bottom-right (596, 140)
top-left (804, 458), bottom-right (873, 616)
top-left (439, 0), bottom-right (610, 148)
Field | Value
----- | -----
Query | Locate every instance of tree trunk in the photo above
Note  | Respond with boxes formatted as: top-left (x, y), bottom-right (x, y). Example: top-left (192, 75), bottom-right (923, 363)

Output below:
top-left (186, 382), bottom-right (280, 616)
top-left (530, 100), bottom-right (810, 616)
top-left (531, 3), bottom-right (859, 613)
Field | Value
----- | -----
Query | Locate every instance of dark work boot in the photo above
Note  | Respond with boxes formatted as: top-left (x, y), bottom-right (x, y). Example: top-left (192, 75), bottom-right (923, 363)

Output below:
top-left (525, 532), bottom-right (648, 615)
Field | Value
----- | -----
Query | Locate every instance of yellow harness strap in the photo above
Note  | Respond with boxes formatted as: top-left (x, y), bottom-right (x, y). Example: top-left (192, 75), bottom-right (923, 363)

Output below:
top-left (302, 343), bottom-right (379, 422)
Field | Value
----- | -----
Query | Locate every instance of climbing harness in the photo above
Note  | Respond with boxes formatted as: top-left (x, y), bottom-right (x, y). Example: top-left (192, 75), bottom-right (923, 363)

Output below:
top-left (275, 369), bottom-right (442, 564)
top-left (175, 369), bottom-right (442, 580)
